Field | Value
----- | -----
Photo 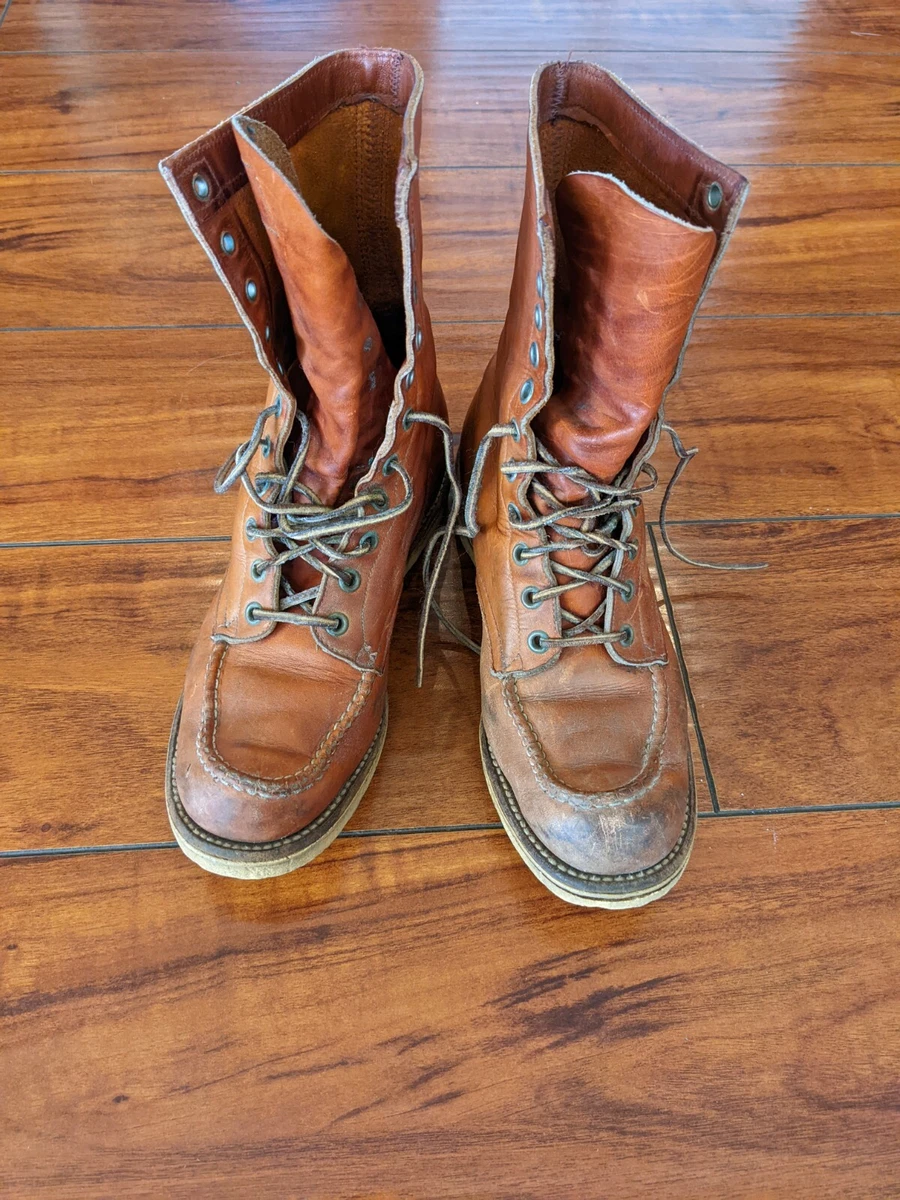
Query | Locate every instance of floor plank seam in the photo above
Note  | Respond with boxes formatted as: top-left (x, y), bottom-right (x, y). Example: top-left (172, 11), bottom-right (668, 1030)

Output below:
top-left (648, 525), bottom-right (721, 812)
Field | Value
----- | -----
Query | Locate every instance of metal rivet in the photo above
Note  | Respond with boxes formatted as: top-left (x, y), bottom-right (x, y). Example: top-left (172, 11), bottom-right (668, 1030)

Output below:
top-left (536, 272), bottom-right (544, 298)
top-left (706, 182), bottom-right (723, 211)
top-left (328, 612), bottom-right (349, 637)
top-left (415, 326), bottom-right (423, 350)
top-left (220, 231), bottom-right (236, 255)
top-left (529, 341), bottom-right (539, 367)
top-left (620, 625), bottom-right (634, 648)
top-left (520, 379), bottom-right (534, 405)
top-left (534, 305), bottom-right (543, 331)
top-left (363, 337), bottom-right (373, 354)
top-left (245, 279), bottom-right (258, 302)
top-left (192, 173), bottom-right (210, 200)
top-left (528, 630), bottom-right (549, 654)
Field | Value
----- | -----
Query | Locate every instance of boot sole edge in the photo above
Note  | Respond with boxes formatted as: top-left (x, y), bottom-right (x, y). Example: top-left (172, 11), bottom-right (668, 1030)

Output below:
top-left (480, 722), bottom-right (696, 909)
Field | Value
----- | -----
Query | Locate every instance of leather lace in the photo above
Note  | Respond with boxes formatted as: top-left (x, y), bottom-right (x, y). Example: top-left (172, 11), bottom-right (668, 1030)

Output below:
top-left (215, 394), bottom-right (429, 636)
top-left (418, 415), bottom-right (766, 669)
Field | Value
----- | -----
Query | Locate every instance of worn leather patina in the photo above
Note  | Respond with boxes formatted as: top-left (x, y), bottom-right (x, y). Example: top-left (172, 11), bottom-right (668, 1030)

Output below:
top-left (460, 61), bottom-right (749, 906)
top-left (160, 50), bottom-right (448, 876)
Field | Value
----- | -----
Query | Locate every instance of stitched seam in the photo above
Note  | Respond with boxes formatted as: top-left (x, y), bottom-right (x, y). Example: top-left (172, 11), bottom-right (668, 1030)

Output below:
top-left (197, 645), bottom-right (373, 799)
top-left (502, 667), bottom-right (669, 811)
top-left (486, 731), bottom-right (692, 884)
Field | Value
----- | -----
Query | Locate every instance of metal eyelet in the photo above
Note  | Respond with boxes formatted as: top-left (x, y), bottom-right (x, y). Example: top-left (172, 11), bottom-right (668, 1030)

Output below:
top-left (273, 394), bottom-right (282, 417)
top-left (245, 279), bottom-right (258, 302)
top-left (192, 173), bottom-right (210, 200)
top-left (507, 504), bottom-right (521, 524)
top-left (536, 272), bottom-right (544, 299)
top-left (328, 612), bottom-right (349, 636)
top-left (509, 419), bottom-right (521, 441)
top-left (220, 231), bottom-right (236, 255)
top-left (415, 326), bottom-right (423, 350)
top-left (359, 530), bottom-right (379, 554)
top-left (245, 602), bottom-right (262, 625)
top-left (521, 586), bottom-right (542, 609)
top-left (245, 518), bottom-right (258, 538)
top-left (402, 406), bottom-right (414, 431)
top-left (412, 280), bottom-right (418, 304)
top-left (250, 559), bottom-right (267, 582)
top-left (382, 454), bottom-right (399, 477)
top-left (626, 541), bottom-right (638, 560)
top-left (619, 579), bottom-right (634, 603)
top-left (520, 379), bottom-right (534, 405)
top-left (264, 325), bottom-right (271, 342)
top-left (363, 337), bottom-right (373, 354)
top-left (534, 305), bottom-right (543, 330)
top-left (259, 436), bottom-right (271, 458)
top-left (706, 182), bottom-right (723, 211)
top-left (619, 625), bottom-right (634, 648)
top-left (529, 341), bottom-right (539, 367)
top-left (371, 487), bottom-right (389, 510)
top-left (339, 568), bottom-right (361, 593)
top-left (512, 542), bottom-right (529, 566)
top-left (528, 630), bottom-right (549, 654)
top-left (405, 368), bottom-right (415, 389)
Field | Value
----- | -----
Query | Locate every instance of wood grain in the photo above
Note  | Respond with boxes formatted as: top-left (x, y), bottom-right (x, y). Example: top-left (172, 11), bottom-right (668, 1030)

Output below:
top-left (1, 167), bottom-right (897, 330)
top-left (4, 51), bottom-right (899, 172)
top-left (3, 318), bottom-right (897, 548)
top-left (2, 812), bottom-right (899, 1197)
top-left (658, 518), bottom-right (900, 810)
top-left (0, 540), bottom-right (710, 851)
top-left (3, 0), bottom-right (898, 54)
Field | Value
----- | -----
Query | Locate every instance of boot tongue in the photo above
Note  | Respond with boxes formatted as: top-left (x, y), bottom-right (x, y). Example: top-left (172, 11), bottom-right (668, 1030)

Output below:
top-left (530, 171), bottom-right (716, 618)
top-left (233, 116), bottom-right (396, 507)
top-left (534, 170), bottom-right (716, 492)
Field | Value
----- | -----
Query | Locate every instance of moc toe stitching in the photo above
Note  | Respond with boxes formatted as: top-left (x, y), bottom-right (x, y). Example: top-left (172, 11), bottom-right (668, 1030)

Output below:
top-left (197, 642), bottom-right (374, 800)
top-left (503, 667), bottom-right (669, 812)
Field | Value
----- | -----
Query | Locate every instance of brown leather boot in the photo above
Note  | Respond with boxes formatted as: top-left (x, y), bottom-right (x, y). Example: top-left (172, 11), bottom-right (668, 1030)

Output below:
top-left (160, 50), bottom-right (450, 878)
top-left (459, 62), bottom-right (749, 907)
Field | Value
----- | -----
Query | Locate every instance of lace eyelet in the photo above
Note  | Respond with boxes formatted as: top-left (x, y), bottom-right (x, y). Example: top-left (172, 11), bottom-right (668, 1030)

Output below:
top-left (512, 542), bottom-right (529, 566)
top-left (382, 454), bottom-right (399, 477)
top-left (520, 379), bottom-right (534, 405)
top-left (619, 579), bottom-right (634, 603)
top-left (528, 630), bottom-right (549, 654)
top-left (521, 586), bottom-right (542, 609)
top-left (273, 394), bottom-right (282, 417)
top-left (509, 419), bottom-right (521, 441)
top-left (371, 487), bottom-right (389, 511)
top-left (328, 612), bottom-right (349, 637)
top-left (359, 530), bottom-right (379, 554)
top-left (245, 518), bottom-right (258, 538)
top-left (339, 568), bottom-right (361, 593)
top-left (619, 625), bottom-right (634, 648)
top-left (249, 559), bottom-right (267, 582)
top-left (245, 603), bottom-right (263, 625)
top-left (259, 436), bottom-right (271, 458)
top-left (626, 542), bottom-right (638, 560)
top-left (402, 407), bottom-right (414, 431)
top-left (507, 504), bottom-right (521, 524)
top-left (529, 341), bottom-right (539, 367)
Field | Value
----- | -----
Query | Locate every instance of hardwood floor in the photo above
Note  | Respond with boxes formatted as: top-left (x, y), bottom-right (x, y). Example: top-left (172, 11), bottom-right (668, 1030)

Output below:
top-left (1, 1), bottom-right (898, 1195)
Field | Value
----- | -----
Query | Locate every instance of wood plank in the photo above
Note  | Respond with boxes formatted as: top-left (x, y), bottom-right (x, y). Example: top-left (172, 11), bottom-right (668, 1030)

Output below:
top-left (4, 51), bottom-right (900, 172)
top-left (2, 812), bottom-right (899, 1196)
top-left (4, 318), bottom-right (897, 548)
top-left (0, 539), bottom-right (708, 851)
top-left (658, 518), bottom-right (900, 810)
top-left (3, 0), bottom-right (898, 54)
top-left (1, 167), bottom-right (897, 330)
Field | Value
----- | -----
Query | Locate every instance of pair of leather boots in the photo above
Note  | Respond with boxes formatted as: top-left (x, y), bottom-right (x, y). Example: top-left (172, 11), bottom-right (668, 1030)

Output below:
top-left (161, 50), bottom-right (748, 907)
